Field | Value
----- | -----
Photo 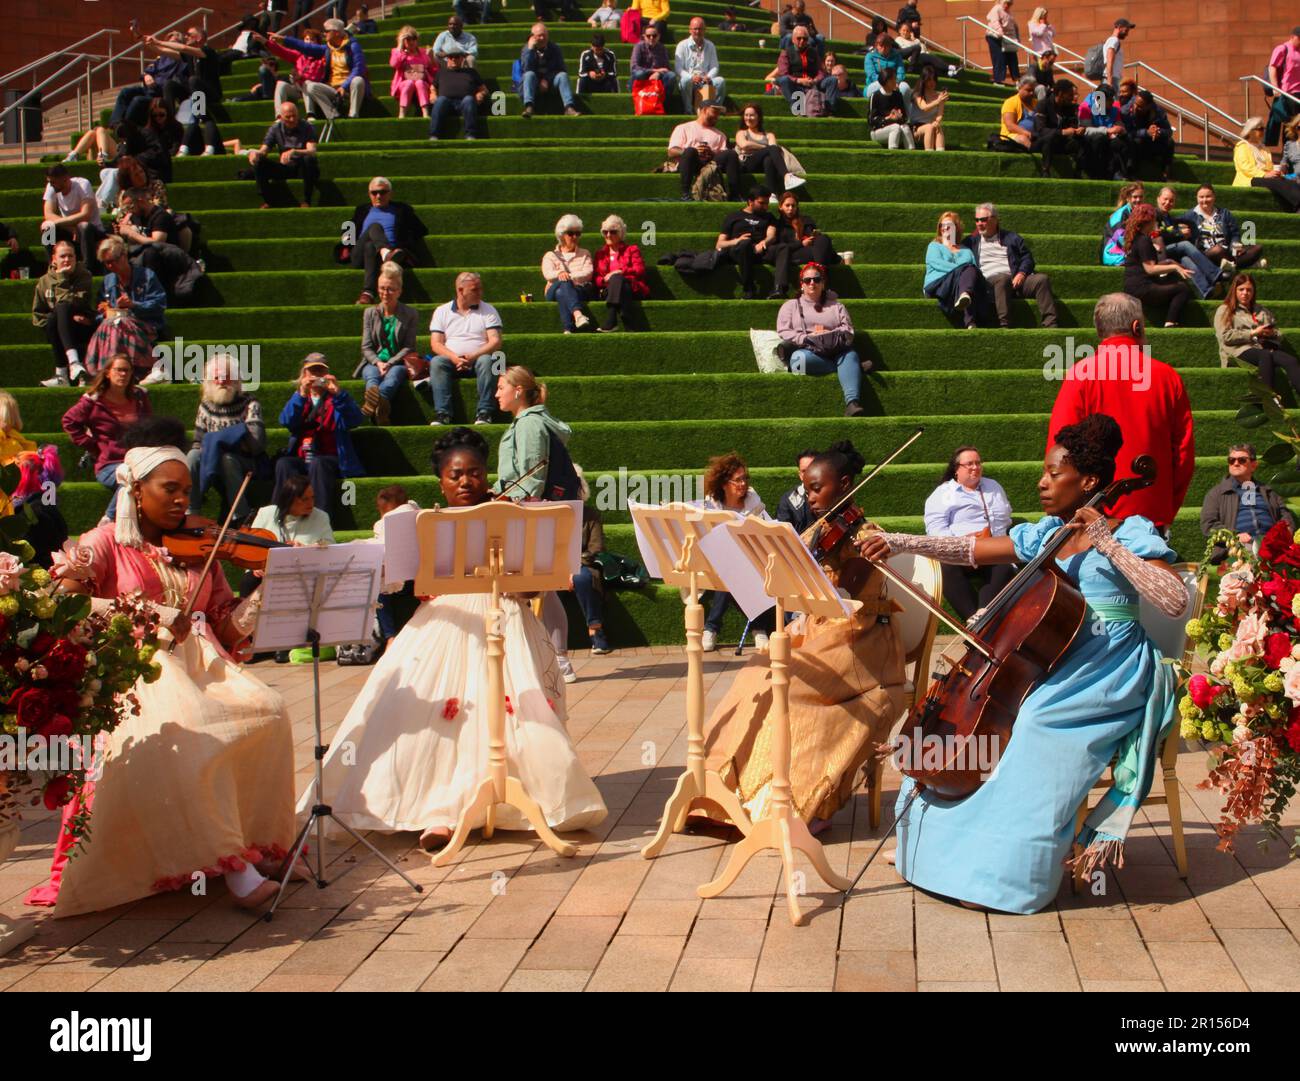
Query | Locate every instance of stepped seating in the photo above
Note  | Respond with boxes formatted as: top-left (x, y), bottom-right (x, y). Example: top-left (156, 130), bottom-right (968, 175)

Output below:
top-left (1, 0), bottom-right (1289, 646)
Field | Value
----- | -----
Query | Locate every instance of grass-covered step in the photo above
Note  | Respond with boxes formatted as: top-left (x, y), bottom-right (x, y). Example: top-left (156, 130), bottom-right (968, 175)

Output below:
top-left (0, 327), bottom-right (1245, 386)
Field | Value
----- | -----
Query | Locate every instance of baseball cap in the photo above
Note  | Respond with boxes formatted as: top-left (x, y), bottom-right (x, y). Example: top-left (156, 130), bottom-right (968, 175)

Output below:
top-left (443, 42), bottom-right (466, 56)
top-left (1114, 18), bottom-right (1136, 29)
top-left (301, 353), bottom-right (330, 374)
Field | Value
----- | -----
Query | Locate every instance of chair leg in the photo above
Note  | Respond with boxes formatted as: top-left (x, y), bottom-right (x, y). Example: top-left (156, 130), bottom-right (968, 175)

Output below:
top-left (868, 759), bottom-right (883, 830)
top-left (1163, 764), bottom-right (1189, 878)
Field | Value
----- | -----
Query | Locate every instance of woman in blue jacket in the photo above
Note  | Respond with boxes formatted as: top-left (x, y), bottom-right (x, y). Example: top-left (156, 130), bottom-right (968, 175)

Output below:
top-left (85, 235), bottom-right (169, 380)
top-left (923, 211), bottom-right (988, 328)
top-left (276, 353), bottom-right (366, 524)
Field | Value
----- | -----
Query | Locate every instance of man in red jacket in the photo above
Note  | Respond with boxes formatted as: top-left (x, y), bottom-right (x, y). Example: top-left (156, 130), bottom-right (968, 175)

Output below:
top-left (1047, 292), bottom-right (1194, 531)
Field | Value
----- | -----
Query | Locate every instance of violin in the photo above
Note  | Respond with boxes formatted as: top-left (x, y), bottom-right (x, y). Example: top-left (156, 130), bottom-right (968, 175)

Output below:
top-left (805, 503), bottom-right (877, 599)
top-left (163, 515), bottom-right (291, 571)
top-left (901, 455), bottom-right (1157, 799)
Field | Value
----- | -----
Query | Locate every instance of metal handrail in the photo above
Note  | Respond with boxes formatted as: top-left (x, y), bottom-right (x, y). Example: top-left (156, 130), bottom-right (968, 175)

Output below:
top-left (208, 0), bottom-right (397, 47)
top-left (820, 0), bottom-right (957, 65)
top-left (1124, 61), bottom-right (1239, 129)
top-left (1240, 75), bottom-right (1300, 121)
top-left (0, 29), bottom-right (117, 86)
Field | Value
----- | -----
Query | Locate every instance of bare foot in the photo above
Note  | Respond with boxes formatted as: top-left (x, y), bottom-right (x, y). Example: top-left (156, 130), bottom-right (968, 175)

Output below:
top-left (419, 827), bottom-right (452, 852)
top-left (884, 851), bottom-right (896, 866)
top-left (232, 878), bottom-right (279, 909)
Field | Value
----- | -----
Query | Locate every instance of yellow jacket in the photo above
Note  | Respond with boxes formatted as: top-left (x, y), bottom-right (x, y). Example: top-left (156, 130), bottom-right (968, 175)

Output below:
top-left (633, 0), bottom-right (670, 23)
top-left (1233, 140), bottom-right (1273, 186)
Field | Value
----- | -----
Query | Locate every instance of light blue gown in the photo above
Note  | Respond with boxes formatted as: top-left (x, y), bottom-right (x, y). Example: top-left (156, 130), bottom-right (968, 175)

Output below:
top-left (894, 515), bottom-right (1177, 914)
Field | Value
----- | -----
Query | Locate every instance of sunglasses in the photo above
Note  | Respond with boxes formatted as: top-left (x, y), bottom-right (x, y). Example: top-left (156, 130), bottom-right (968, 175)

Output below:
top-left (564, 230), bottom-right (582, 236)
top-left (801, 275), bottom-right (823, 284)
top-left (369, 189), bottom-right (390, 196)
top-left (1228, 456), bottom-right (1254, 465)
top-left (601, 229), bottom-right (619, 235)
top-left (974, 217), bottom-right (992, 223)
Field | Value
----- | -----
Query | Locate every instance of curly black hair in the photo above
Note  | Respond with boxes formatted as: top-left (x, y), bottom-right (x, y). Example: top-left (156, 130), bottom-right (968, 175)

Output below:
top-left (120, 415), bottom-right (188, 453)
top-left (811, 439), bottom-right (866, 481)
top-left (431, 426), bottom-right (489, 476)
top-left (1053, 413), bottom-right (1123, 489)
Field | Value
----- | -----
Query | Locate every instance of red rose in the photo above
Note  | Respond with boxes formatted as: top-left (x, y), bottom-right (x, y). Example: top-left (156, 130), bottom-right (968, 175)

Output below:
top-left (39, 640), bottom-right (88, 683)
top-left (1288, 721), bottom-right (1300, 754)
top-left (41, 775), bottom-right (72, 810)
top-left (36, 713), bottom-right (73, 740)
top-left (1259, 520), bottom-right (1299, 563)
top-left (1264, 632), bottom-right (1293, 669)
top-left (504, 696), bottom-right (514, 715)
top-left (8, 685), bottom-right (53, 732)
top-left (1260, 576), bottom-right (1300, 623)
top-left (442, 697), bottom-right (460, 720)
top-left (25, 631), bottom-right (54, 659)
top-left (1188, 673), bottom-right (1227, 710)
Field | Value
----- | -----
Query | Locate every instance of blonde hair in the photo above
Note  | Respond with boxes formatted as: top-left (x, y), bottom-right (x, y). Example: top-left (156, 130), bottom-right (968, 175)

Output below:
top-left (0, 391), bottom-right (21, 432)
top-left (396, 24), bottom-right (419, 46)
top-left (599, 214), bottom-right (627, 240)
top-left (502, 365), bottom-right (547, 407)
top-left (97, 234), bottom-right (128, 263)
top-left (378, 260), bottom-right (403, 286)
top-left (1030, 6), bottom-right (1047, 22)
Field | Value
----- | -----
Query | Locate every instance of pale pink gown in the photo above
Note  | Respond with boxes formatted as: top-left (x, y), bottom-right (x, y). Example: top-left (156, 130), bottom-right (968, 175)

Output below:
top-left (27, 524), bottom-right (296, 917)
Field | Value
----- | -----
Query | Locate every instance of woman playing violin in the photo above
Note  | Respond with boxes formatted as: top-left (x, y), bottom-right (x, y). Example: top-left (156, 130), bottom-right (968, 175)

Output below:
top-left (28, 417), bottom-right (297, 916)
top-left (703, 440), bottom-right (908, 834)
top-left (856, 414), bottom-right (1188, 913)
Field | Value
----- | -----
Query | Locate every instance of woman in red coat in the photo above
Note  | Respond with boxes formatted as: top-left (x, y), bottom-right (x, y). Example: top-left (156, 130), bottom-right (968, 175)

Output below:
top-left (593, 214), bottom-right (649, 332)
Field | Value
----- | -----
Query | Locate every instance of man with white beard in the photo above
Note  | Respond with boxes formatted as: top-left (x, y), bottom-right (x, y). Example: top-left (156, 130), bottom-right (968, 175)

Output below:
top-left (186, 352), bottom-right (266, 521)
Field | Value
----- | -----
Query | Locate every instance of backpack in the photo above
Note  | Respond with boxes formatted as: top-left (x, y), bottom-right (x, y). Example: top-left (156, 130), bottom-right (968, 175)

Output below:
top-left (1083, 42), bottom-right (1106, 80)
top-left (620, 8), bottom-right (643, 44)
top-left (690, 161), bottom-right (728, 202)
top-left (632, 77), bottom-right (666, 115)
top-left (592, 551), bottom-right (649, 589)
top-left (543, 429), bottom-right (582, 502)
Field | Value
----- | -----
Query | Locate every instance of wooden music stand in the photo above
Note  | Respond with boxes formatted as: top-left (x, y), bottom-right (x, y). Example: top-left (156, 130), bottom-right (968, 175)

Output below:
top-left (631, 502), bottom-right (755, 858)
top-left (413, 500), bottom-right (579, 866)
top-left (695, 515), bottom-right (857, 925)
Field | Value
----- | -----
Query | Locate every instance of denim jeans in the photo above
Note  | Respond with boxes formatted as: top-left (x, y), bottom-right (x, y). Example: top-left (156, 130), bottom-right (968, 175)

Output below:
top-left (454, 0), bottom-right (491, 22)
top-left (520, 70), bottom-right (576, 108)
top-left (545, 280), bottom-right (593, 331)
top-left (428, 93), bottom-right (479, 137)
top-left (777, 74), bottom-right (840, 110)
top-left (360, 361), bottom-right (410, 400)
top-left (430, 354), bottom-right (497, 417)
top-left (789, 347), bottom-right (863, 405)
top-left (571, 565), bottom-right (604, 627)
top-left (1166, 240), bottom-right (1222, 299)
top-left (185, 446), bottom-right (255, 518)
top-left (705, 591), bottom-right (776, 634)
top-left (97, 462), bottom-right (121, 519)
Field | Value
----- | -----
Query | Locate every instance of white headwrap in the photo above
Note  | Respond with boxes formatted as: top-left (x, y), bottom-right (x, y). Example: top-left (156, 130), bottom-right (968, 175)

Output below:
top-left (114, 446), bottom-right (190, 548)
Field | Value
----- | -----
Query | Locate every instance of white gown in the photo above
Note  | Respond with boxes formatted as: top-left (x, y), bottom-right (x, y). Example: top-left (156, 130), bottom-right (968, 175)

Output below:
top-left (301, 593), bottom-right (607, 835)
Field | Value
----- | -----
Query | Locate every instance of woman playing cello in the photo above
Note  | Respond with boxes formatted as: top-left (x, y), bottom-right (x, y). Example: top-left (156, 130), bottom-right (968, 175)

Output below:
top-left (856, 414), bottom-right (1189, 913)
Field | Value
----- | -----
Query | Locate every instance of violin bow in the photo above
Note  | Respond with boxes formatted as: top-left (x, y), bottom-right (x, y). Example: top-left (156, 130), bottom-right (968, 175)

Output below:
top-left (805, 425), bottom-right (925, 538)
top-left (494, 457), bottom-right (549, 502)
top-left (169, 472), bottom-right (253, 653)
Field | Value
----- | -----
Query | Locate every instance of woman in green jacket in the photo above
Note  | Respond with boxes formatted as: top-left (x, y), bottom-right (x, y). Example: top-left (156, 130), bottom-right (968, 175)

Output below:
top-left (32, 240), bottom-right (95, 386)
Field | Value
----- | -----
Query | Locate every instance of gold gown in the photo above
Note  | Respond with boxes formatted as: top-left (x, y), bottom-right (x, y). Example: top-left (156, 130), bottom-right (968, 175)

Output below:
top-left (702, 513), bottom-right (907, 823)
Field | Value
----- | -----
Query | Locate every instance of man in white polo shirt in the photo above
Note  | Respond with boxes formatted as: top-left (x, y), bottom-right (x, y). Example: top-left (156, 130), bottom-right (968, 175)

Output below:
top-left (41, 163), bottom-right (106, 269)
top-left (428, 271), bottom-right (503, 426)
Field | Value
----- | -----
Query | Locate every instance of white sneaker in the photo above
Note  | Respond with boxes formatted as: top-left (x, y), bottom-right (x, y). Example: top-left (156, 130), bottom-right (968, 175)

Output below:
top-left (754, 632), bottom-right (770, 652)
top-left (62, 151), bottom-right (78, 163)
top-left (177, 145), bottom-right (191, 156)
top-left (838, 250), bottom-right (855, 265)
top-left (202, 145), bottom-right (217, 156)
top-left (572, 310), bottom-right (591, 329)
top-left (41, 371), bottom-right (70, 387)
top-left (558, 654), bottom-right (577, 683)
top-left (701, 629), bottom-right (718, 652)
top-left (954, 291), bottom-right (972, 311)
top-left (784, 172), bottom-right (806, 190)
top-left (139, 362), bottom-right (170, 386)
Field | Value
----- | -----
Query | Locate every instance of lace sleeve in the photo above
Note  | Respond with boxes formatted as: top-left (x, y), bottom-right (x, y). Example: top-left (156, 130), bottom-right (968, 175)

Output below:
top-left (1085, 519), bottom-right (1188, 618)
top-left (876, 531), bottom-right (976, 567)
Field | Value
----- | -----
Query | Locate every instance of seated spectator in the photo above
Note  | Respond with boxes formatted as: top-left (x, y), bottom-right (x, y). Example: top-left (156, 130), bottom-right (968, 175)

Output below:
top-left (999, 75), bottom-right (1052, 173)
top-left (570, 467), bottom-right (613, 656)
top-left (61, 353), bottom-right (152, 507)
top-left (868, 69), bottom-right (915, 149)
top-left (429, 272), bottom-right (503, 425)
top-left (590, 0), bottom-right (623, 29)
top-left (984, 0), bottom-right (1020, 86)
top-left (774, 27), bottom-right (837, 113)
top-left (1034, 79), bottom-right (1085, 176)
top-left (776, 262), bottom-right (866, 417)
top-left (104, 43), bottom-right (189, 135)
top-left (276, 354), bottom-right (365, 521)
top-left (963, 203), bottom-right (1057, 328)
top-left (228, 54), bottom-right (285, 103)
top-left (734, 103), bottom-right (790, 199)
top-left (390, 26), bottom-right (436, 119)
top-left (632, 0), bottom-right (672, 43)
top-left (830, 63), bottom-right (860, 100)
top-left (187, 352), bottom-right (266, 521)
top-left (579, 34), bottom-right (619, 94)
top-left (1077, 83), bottom-right (1131, 181)
top-left (520, 23), bottom-right (580, 117)
top-left (0, 392), bottom-right (67, 567)
top-left (97, 156), bottom-right (168, 234)
top-left (428, 44), bottom-right (488, 140)
top-left (863, 33), bottom-right (910, 104)
top-left (1100, 181), bottom-right (1144, 266)
top-left (33, 241), bottom-right (95, 387)
top-left (894, 21), bottom-right (924, 71)
top-left (543, 214), bottom-right (595, 333)
top-left (896, 2), bottom-right (922, 37)
top-left (631, 24), bottom-right (677, 103)
top-left (277, 18), bottom-right (370, 119)
top-left (776, 447), bottom-right (820, 534)
top-left (348, 5), bottom-right (379, 34)
top-left (909, 66), bottom-right (947, 150)
top-left (1122, 203), bottom-right (1195, 328)
top-left (1123, 89), bottom-right (1174, 180)
top-left (140, 26), bottom-right (226, 156)
top-left (1182, 182), bottom-right (1266, 272)
top-left (1283, 115), bottom-right (1300, 178)
top-left (357, 262), bottom-right (418, 425)
top-left (1234, 117), bottom-right (1300, 212)
top-left (1202, 443), bottom-right (1296, 562)
top-left (667, 101), bottom-right (735, 200)
top-left (345, 177), bottom-right (428, 305)
top-left (42, 164), bottom-right (106, 270)
top-left (117, 100), bottom-right (186, 186)
top-left (675, 17), bottom-right (726, 113)
top-left (778, 0), bottom-right (820, 50)
top-left (772, 189), bottom-right (841, 298)
top-left (923, 445), bottom-right (1014, 621)
top-left (86, 236), bottom-right (167, 380)
top-left (716, 187), bottom-right (777, 300)
top-left (453, 0), bottom-right (492, 24)
top-left (1028, 48), bottom-right (1058, 100)
top-left (594, 215), bottom-right (648, 331)
top-left (115, 187), bottom-right (205, 301)
top-left (717, 7), bottom-right (750, 33)
top-left (1215, 273), bottom-right (1300, 395)
top-left (698, 452), bottom-right (774, 651)
top-left (1153, 186), bottom-right (1226, 300)
top-left (262, 29), bottom-right (329, 115)
top-left (1114, 76), bottom-right (1138, 116)
top-left (249, 100), bottom-right (320, 208)
top-left (252, 470), bottom-right (336, 545)
top-left (924, 211), bottom-right (988, 329)
top-left (534, 0), bottom-right (581, 21)
top-left (433, 16), bottom-right (479, 64)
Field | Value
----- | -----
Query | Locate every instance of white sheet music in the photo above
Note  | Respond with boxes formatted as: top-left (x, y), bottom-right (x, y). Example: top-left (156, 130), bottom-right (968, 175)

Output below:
top-left (698, 520), bottom-right (852, 621)
top-left (397, 501), bottom-right (582, 580)
top-left (253, 544), bottom-right (385, 650)
top-left (628, 499), bottom-right (664, 578)
top-left (378, 503), bottom-right (420, 583)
